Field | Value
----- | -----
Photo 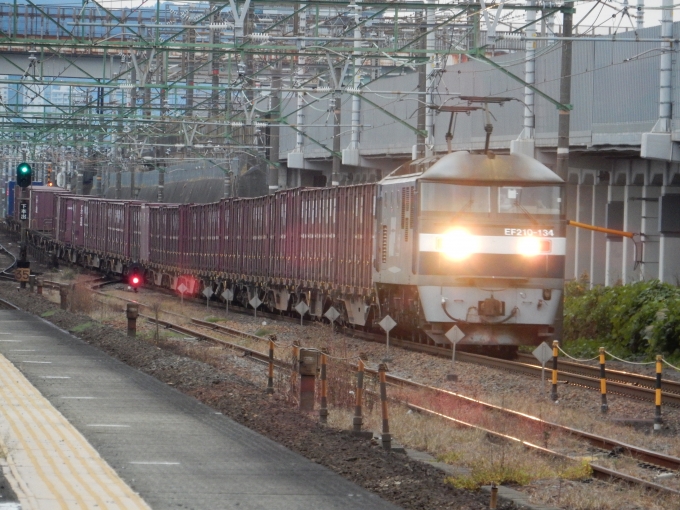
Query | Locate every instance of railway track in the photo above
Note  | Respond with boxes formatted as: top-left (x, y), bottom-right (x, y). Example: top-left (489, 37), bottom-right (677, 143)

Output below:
top-left (75, 279), bottom-right (680, 408)
top-left (516, 352), bottom-right (680, 393)
top-left (4, 284), bottom-right (680, 497)
top-left (39, 278), bottom-right (680, 406)
top-left (133, 313), bottom-right (680, 496)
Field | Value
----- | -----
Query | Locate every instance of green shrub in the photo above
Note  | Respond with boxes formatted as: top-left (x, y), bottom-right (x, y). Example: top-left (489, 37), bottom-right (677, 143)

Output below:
top-left (564, 279), bottom-right (680, 360)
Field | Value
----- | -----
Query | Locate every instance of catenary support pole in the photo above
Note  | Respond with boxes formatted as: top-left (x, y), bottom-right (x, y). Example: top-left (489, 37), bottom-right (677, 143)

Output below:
top-left (555, 0), bottom-right (574, 181)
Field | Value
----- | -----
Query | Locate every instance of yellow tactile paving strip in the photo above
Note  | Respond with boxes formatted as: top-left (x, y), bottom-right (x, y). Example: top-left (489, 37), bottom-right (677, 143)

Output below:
top-left (0, 353), bottom-right (151, 510)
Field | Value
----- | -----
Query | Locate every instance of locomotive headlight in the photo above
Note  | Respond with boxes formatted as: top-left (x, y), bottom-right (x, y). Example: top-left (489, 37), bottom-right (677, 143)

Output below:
top-left (517, 237), bottom-right (541, 256)
top-left (441, 229), bottom-right (477, 260)
top-left (517, 237), bottom-right (552, 256)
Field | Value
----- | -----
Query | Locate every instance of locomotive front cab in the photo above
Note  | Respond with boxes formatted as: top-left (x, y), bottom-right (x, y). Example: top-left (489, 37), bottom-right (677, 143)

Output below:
top-left (374, 151), bottom-right (566, 347)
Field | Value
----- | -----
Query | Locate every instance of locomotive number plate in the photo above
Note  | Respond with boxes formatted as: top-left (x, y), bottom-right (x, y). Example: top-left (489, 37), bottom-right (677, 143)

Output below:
top-left (504, 228), bottom-right (555, 237)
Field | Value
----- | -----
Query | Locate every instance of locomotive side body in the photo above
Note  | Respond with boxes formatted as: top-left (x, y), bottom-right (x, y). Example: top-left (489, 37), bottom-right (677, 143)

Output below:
top-left (374, 152), bottom-right (566, 346)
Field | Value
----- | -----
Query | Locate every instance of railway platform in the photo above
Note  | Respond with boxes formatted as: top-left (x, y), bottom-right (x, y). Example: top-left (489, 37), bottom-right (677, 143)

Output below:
top-left (0, 306), bottom-right (398, 509)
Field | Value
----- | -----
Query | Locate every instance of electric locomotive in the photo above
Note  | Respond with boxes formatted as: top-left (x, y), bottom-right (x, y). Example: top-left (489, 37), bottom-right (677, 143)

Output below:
top-left (374, 151), bottom-right (565, 347)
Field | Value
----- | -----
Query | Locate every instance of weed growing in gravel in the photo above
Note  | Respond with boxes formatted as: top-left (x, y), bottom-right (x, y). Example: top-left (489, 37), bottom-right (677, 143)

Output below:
top-left (61, 269), bottom-right (76, 280)
top-left (254, 327), bottom-right (276, 337)
top-left (70, 321), bottom-right (94, 333)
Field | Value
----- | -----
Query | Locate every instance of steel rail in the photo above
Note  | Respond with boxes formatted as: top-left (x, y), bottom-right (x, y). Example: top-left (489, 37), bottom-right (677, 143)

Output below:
top-left (383, 373), bottom-right (680, 472)
top-left (351, 332), bottom-right (680, 406)
top-left (40, 276), bottom-right (680, 406)
top-left (136, 314), bottom-right (680, 475)
top-left (452, 351), bottom-right (680, 406)
top-left (516, 352), bottom-right (680, 394)
top-left (141, 314), bottom-right (680, 473)
top-left (139, 314), bottom-right (284, 368)
top-left (7, 285), bottom-right (680, 489)
top-left (407, 404), bottom-right (680, 496)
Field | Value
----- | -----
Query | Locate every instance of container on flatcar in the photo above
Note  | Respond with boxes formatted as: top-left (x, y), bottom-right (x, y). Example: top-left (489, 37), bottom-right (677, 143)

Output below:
top-left (147, 204), bottom-right (188, 270)
top-left (29, 186), bottom-right (70, 232)
top-left (9, 181), bottom-right (43, 219)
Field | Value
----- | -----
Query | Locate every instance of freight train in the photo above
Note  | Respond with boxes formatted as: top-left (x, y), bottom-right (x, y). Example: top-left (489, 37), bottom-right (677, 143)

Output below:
top-left (9, 151), bottom-right (565, 349)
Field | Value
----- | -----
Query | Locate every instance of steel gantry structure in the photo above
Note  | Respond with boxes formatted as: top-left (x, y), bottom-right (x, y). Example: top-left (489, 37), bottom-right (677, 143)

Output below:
top-left (0, 0), bottom-right (570, 197)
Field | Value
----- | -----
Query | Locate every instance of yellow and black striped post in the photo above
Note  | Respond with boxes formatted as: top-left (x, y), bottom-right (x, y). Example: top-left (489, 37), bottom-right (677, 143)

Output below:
top-left (291, 341), bottom-right (299, 391)
top-left (599, 347), bottom-right (608, 413)
top-left (319, 352), bottom-right (328, 424)
top-left (266, 339), bottom-right (275, 394)
top-left (379, 363), bottom-right (391, 451)
top-left (550, 340), bottom-right (559, 401)
top-left (654, 355), bottom-right (663, 432)
top-left (353, 359), bottom-right (366, 434)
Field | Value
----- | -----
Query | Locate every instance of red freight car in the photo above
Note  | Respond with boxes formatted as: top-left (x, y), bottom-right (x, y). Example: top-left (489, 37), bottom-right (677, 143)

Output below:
top-left (148, 204), bottom-right (188, 271)
top-left (30, 183), bottom-right (378, 325)
top-left (29, 187), bottom-right (70, 232)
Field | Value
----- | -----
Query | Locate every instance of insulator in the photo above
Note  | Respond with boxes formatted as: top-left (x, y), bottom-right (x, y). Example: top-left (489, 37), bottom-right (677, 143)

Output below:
top-left (209, 23), bottom-right (234, 31)
top-left (250, 33), bottom-right (271, 42)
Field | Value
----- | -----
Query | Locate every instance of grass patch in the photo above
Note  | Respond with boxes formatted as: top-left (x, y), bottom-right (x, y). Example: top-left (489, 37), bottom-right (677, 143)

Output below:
top-left (446, 461), bottom-right (537, 489)
top-left (558, 460), bottom-right (593, 480)
top-left (255, 327), bottom-right (275, 337)
top-left (61, 269), bottom-right (76, 280)
top-left (41, 310), bottom-right (57, 317)
top-left (70, 321), bottom-right (94, 333)
top-left (204, 316), bottom-right (222, 323)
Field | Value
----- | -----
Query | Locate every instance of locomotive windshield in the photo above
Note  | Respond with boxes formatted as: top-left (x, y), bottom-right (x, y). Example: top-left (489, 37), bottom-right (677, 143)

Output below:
top-left (499, 186), bottom-right (562, 216)
top-left (421, 184), bottom-right (491, 213)
top-left (420, 183), bottom-right (563, 216)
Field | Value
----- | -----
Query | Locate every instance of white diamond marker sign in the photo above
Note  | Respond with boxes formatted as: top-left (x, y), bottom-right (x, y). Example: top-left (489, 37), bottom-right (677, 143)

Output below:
top-left (379, 315), bottom-right (397, 359)
top-left (177, 283), bottom-right (188, 307)
top-left (249, 295), bottom-right (262, 318)
top-left (445, 325), bottom-right (466, 375)
top-left (324, 306), bottom-right (340, 323)
top-left (533, 342), bottom-right (553, 386)
top-left (445, 325), bottom-right (465, 345)
top-left (203, 287), bottom-right (213, 309)
top-left (222, 289), bottom-right (233, 314)
top-left (533, 342), bottom-right (553, 365)
top-left (295, 301), bottom-right (309, 326)
top-left (379, 315), bottom-right (396, 333)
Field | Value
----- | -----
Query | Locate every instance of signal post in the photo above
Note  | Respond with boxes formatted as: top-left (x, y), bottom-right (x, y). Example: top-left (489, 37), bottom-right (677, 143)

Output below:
top-left (16, 163), bottom-right (32, 289)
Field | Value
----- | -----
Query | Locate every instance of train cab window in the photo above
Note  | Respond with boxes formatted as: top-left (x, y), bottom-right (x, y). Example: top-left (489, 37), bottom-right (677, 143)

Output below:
top-left (420, 183), bottom-right (491, 213)
top-left (498, 186), bottom-right (562, 216)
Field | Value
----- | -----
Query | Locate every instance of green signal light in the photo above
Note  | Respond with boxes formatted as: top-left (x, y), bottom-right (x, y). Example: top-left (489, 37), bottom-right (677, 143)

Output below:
top-left (16, 162), bottom-right (33, 188)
